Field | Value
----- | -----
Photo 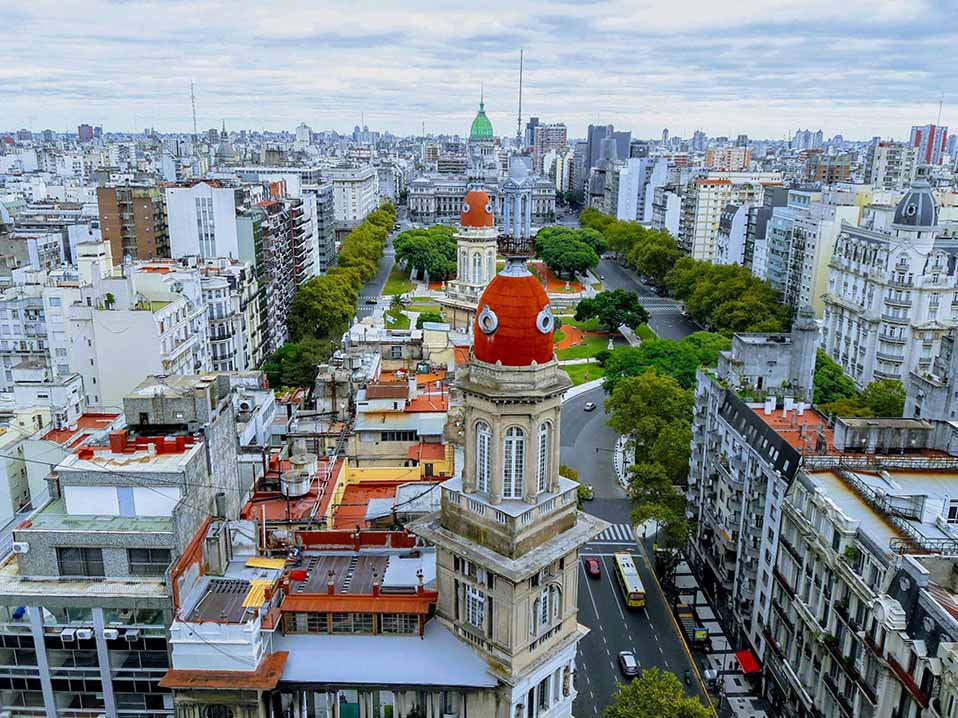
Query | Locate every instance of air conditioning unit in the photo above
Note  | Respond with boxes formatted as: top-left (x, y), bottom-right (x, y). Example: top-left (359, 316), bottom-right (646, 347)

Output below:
top-left (124, 628), bottom-right (141, 641)
top-left (102, 628), bottom-right (119, 640)
top-left (60, 628), bottom-right (76, 641)
top-left (11, 542), bottom-right (29, 554)
top-left (76, 628), bottom-right (93, 640)
top-left (238, 397), bottom-right (253, 412)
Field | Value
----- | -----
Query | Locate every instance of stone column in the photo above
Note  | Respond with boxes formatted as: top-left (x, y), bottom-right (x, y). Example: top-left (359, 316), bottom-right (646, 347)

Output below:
top-left (522, 415), bottom-right (539, 504)
top-left (550, 408), bottom-right (562, 494)
top-left (463, 415), bottom-right (477, 493)
top-left (525, 192), bottom-right (533, 238)
top-left (93, 607), bottom-right (118, 718)
top-left (490, 417), bottom-right (504, 504)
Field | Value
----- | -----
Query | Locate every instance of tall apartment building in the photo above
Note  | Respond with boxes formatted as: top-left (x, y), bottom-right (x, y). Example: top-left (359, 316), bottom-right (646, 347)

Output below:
top-left (805, 154), bottom-right (852, 185)
top-left (822, 175), bottom-right (955, 388)
top-left (864, 142), bottom-right (918, 191)
top-left (688, 316), bottom-right (818, 659)
top-left (532, 123), bottom-right (567, 173)
top-left (615, 158), bottom-right (668, 224)
top-left (97, 186), bottom-right (170, 261)
top-left (165, 180), bottom-right (248, 260)
top-left (706, 147), bottom-right (752, 172)
top-left (763, 190), bottom-right (862, 316)
top-left (0, 374), bottom-right (244, 718)
top-left (678, 173), bottom-right (782, 261)
top-left (650, 184), bottom-right (682, 238)
top-left (326, 165), bottom-right (379, 228)
top-left (911, 123), bottom-right (949, 166)
top-left (715, 204), bottom-right (750, 265)
top-left (237, 202), bottom-right (295, 356)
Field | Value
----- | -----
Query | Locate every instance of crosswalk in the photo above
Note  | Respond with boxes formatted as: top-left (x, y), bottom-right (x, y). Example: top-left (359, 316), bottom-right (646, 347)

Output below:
top-left (591, 523), bottom-right (635, 544)
top-left (640, 298), bottom-right (683, 315)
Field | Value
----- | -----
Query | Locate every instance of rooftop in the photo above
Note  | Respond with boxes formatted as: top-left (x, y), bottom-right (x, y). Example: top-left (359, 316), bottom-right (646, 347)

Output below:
top-left (19, 497), bottom-right (175, 534)
top-left (752, 405), bottom-right (836, 456)
top-left (276, 620), bottom-right (497, 688)
top-left (41, 412), bottom-right (122, 449)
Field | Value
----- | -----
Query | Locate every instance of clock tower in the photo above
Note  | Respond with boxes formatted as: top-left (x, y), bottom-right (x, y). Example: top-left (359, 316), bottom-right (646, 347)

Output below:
top-left (411, 257), bottom-right (605, 718)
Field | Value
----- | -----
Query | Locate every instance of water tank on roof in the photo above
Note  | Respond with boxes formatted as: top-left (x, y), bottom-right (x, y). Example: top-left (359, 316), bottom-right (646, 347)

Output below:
top-left (289, 452), bottom-right (318, 477)
top-left (280, 470), bottom-right (311, 498)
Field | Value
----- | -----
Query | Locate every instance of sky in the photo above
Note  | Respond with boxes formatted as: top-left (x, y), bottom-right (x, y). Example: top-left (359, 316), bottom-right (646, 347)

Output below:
top-left (2, 0), bottom-right (955, 141)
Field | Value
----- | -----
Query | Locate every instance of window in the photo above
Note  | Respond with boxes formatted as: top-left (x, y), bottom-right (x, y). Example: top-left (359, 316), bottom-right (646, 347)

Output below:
top-left (947, 501), bottom-right (958, 524)
top-left (381, 613), bottom-right (419, 634)
top-left (57, 547), bottom-right (104, 577)
top-left (476, 421), bottom-right (491, 493)
top-left (127, 548), bottom-right (172, 576)
top-left (536, 422), bottom-right (551, 493)
top-left (204, 708), bottom-right (234, 718)
top-left (465, 585), bottom-right (485, 629)
top-left (503, 426), bottom-right (526, 499)
top-left (331, 612), bottom-right (374, 634)
top-left (380, 430), bottom-right (417, 442)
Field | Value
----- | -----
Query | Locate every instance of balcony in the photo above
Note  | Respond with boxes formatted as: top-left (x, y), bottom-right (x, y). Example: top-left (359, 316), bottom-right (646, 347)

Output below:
top-left (773, 567), bottom-right (796, 598)
top-left (887, 653), bottom-right (929, 708)
top-left (883, 297), bottom-right (912, 308)
top-left (875, 351), bottom-right (904, 363)
top-left (878, 332), bottom-right (906, 344)
top-left (880, 313), bottom-right (908, 324)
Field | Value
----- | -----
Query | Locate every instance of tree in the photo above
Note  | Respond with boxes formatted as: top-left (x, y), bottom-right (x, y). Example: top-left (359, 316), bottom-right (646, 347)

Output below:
top-left (606, 369), bottom-right (693, 463)
top-left (602, 333), bottom-right (729, 392)
top-left (288, 273), bottom-right (358, 342)
top-left (575, 289), bottom-right (649, 333)
top-left (627, 462), bottom-right (690, 546)
top-left (605, 668), bottom-right (711, 718)
top-left (394, 226), bottom-right (457, 280)
top-left (263, 338), bottom-right (334, 388)
top-left (649, 420), bottom-right (693, 485)
top-left (415, 312), bottom-right (445, 328)
top-left (860, 378), bottom-right (905, 416)
top-left (536, 234), bottom-right (599, 278)
top-left (813, 349), bottom-right (858, 405)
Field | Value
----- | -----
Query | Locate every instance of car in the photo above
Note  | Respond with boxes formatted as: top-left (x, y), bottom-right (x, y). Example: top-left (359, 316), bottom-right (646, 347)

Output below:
top-left (365, 298), bottom-right (378, 305)
top-left (584, 558), bottom-right (601, 578)
top-left (618, 651), bottom-right (640, 677)
top-left (598, 274), bottom-right (605, 280)
top-left (584, 402), bottom-right (596, 411)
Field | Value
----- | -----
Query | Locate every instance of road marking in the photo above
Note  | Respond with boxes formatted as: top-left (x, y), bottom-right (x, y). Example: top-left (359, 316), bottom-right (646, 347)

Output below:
top-left (579, 562), bottom-right (603, 627)
top-left (636, 539), bottom-right (718, 717)
top-left (594, 523), bottom-right (635, 542)
top-left (587, 540), bottom-right (637, 546)
top-left (600, 555), bottom-right (628, 622)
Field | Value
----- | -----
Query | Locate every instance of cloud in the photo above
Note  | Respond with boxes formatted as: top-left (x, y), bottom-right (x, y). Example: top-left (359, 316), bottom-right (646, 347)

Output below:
top-left (0, 0), bottom-right (954, 139)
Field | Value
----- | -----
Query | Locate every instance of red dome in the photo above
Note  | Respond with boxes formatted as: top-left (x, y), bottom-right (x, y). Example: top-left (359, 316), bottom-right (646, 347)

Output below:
top-left (460, 190), bottom-right (495, 228)
top-left (473, 259), bottom-right (555, 366)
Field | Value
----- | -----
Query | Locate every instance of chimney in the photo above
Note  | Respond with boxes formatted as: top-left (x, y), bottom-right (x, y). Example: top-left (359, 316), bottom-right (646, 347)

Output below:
top-left (327, 570), bottom-right (335, 595)
top-left (416, 568), bottom-right (424, 596)
top-left (408, 376), bottom-right (418, 402)
top-left (108, 429), bottom-right (128, 454)
top-left (372, 571), bottom-right (380, 597)
top-left (764, 397), bottom-right (775, 415)
top-left (797, 402), bottom-right (806, 416)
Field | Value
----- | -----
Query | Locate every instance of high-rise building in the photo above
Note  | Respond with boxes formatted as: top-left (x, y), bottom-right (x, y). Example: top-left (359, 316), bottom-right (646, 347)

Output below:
top-left (705, 147), bottom-right (752, 172)
top-left (585, 124), bottom-right (630, 175)
top-left (677, 172), bottom-right (782, 261)
top-left (691, 130), bottom-right (707, 152)
top-left (523, 116), bottom-right (540, 148)
top-left (662, 128), bottom-right (669, 144)
top-left (166, 180), bottom-right (248, 260)
top-left (864, 142), bottom-right (918, 191)
top-left (77, 123), bottom-right (94, 143)
top-left (615, 157), bottom-right (668, 224)
top-left (735, 133), bottom-right (749, 148)
top-left (804, 153), bottom-right (852, 184)
top-left (532, 123), bottom-right (567, 173)
top-left (910, 123), bottom-right (949, 165)
top-left (822, 175), bottom-right (953, 387)
top-left (326, 165), bottom-right (380, 227)
top-left (97, 185), bottom-right (170, 261)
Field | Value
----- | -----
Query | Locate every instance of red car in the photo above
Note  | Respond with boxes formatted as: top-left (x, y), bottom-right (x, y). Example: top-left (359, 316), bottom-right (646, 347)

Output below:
top-left (584, 558), bottom-right (601, 578)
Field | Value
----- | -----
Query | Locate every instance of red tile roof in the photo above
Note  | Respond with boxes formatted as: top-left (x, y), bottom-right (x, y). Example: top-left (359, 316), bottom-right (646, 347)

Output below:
top-left (281, 594), bottom-right (434, 614)
top-left (407, 443), bottom-right (446, 461)
top-left (366, 383), bottom-right (409, 400)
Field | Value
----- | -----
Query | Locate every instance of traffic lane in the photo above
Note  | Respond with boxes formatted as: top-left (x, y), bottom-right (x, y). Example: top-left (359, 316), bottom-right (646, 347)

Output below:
top-left (560, 388), bottom-right (625, 500)
top-left (355, 238), bottom-right (395, 318)
top-left (575, 548), bottom-right (677, 714)
top-left (649, 312), bottom-right (699, 341)
top-left (596, 258), bottom-right (698, 340)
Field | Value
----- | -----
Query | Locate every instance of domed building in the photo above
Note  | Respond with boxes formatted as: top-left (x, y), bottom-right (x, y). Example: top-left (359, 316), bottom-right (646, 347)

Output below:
top-left (411, 258), bottom-right (604, 718)
top-left (467, 92), bottom-right (498, 181)
top-left (823, 167), bottom-right (956, 388)
top-left (439, 188), bottom-right (500, 330)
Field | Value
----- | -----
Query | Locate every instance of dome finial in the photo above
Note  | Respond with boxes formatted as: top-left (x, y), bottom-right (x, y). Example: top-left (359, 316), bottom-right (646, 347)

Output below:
top-left (480, 84), bottom-right (484, 111)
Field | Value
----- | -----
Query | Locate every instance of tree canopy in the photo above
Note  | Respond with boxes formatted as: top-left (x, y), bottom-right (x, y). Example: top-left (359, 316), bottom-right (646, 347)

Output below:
top-left (415, 311), bottom-right (445, 328)
top-left (605, 668), bottom-right (711, 718)
top-left (603, 332), bottom-right (730, 392)
top-left (575, 289), bottom-right (649, 333)
top-left (263, 337), bottom-right (334, 389)
top-left (813, 349), bottom-right (858, 405)
top-left (394, 225), bottom-right (457, 281)
top-left (819, 378), bottom-right (906, 418)
top-left (535, 231), bottom-right (599, 278)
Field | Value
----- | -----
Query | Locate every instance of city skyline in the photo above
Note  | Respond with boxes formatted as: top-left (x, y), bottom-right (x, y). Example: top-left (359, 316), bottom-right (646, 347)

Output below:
top-left (2, 0), bottom-right (954, 140)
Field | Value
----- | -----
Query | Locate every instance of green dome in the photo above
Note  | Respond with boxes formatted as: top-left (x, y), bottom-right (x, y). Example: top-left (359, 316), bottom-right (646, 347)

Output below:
top-left (470, 100), bottom-right (494, 140)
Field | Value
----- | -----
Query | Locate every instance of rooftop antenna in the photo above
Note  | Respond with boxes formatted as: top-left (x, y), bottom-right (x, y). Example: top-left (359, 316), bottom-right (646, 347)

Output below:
top-left (190, 81), bottom-right (198, 142)
top-left (516, 49), bottom-right (524, 148)
top-left (937, 94), bottom-right (944, 125)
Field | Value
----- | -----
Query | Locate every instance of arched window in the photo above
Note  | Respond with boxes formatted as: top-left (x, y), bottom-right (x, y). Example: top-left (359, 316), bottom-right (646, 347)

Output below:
top-left (503, 427), bottom-right (526, 499)
top-left (476, 421), bottom-right (491, 493)
top-left (487, 251), bottom-right (494, 281)
top-left (459, 250), bottom-right (467, 279)
top-left (531, 585), bottom-right (562, 634)
top-left (536, 422), bottom-right (551, 493)
top-left (472, 253), bottom-right (482, 284)
top-left (205, 708), bottom-right (234, 718)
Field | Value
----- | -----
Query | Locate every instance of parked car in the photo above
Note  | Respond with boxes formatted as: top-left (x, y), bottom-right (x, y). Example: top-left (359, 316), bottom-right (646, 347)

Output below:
top-left (584, 558), bottom-right (601, 578)
top-left (584, 402), bottom-right (596, 412)
top-left (365, 298), bottom-right (378, 305)
top-left (618, 651), bottom-right (640, 677)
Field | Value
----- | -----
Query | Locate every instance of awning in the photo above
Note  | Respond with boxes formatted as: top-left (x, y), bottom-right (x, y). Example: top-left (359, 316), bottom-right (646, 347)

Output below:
top-left (736, 650), bottom-right (761, 674)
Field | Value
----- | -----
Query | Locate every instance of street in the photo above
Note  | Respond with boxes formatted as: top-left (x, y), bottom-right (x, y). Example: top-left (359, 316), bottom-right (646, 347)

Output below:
top-left (596, 256), bottom-right (699, 341)
top-left (560, 387), bottom-right (711, 716)
top-left (355, 211), bottom-right (411, 319)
